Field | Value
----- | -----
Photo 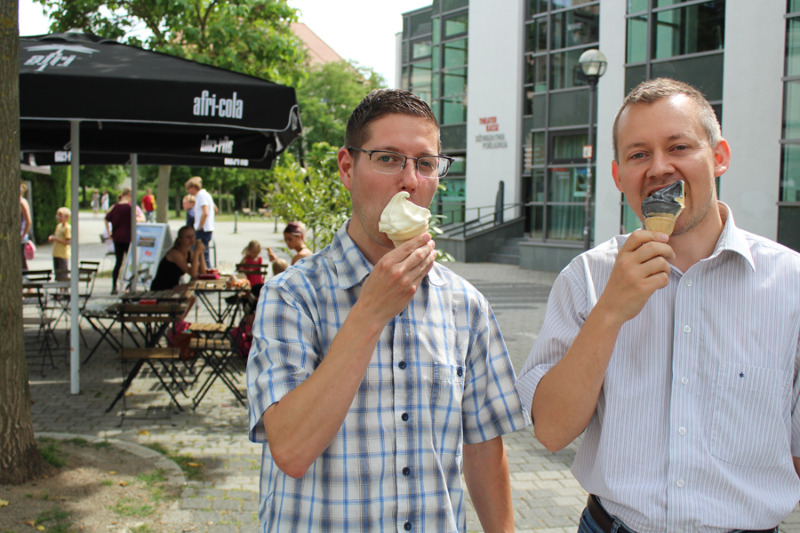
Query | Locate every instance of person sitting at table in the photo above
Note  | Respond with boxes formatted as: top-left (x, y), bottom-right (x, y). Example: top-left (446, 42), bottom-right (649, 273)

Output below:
top-left (150, 225), bottom-right (207, 291)
top-left (239, 240), bottom-right (264, 290)
top-left (268, 221), bottom-right (311, 266)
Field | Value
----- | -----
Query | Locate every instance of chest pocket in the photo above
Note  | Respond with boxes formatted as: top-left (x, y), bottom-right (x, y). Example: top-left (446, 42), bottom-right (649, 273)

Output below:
top-left (710, 362), bottom-right (791, 467)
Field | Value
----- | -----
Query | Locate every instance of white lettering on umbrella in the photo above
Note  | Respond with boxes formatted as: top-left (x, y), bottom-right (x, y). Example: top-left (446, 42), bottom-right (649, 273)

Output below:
top-left (200, 135), bottom-right (234, 154)
top-left (193, 90), bottom-right (244, 119)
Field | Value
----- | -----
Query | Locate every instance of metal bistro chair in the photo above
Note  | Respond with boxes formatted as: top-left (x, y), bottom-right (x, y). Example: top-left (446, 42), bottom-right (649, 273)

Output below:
top-left (49, 261), bottom-right (100, 340)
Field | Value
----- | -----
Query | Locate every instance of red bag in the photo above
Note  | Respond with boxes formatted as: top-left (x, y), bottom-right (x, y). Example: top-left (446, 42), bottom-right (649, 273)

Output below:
top-left (167, 319), bottom-right (196, 361)
top-left (24, 241), bottom-right (36, 260)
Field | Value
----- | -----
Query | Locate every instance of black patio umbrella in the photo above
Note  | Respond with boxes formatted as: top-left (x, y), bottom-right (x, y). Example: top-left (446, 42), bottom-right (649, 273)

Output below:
top-left (19, 31), bottom-right (301, 393)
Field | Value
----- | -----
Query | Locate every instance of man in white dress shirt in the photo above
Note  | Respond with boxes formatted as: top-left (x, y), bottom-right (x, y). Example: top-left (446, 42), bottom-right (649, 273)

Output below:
top-left (517, 78), bottom-right (800, 533)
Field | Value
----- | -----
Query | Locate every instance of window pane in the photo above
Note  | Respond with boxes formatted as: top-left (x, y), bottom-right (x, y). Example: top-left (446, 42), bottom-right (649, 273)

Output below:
top-left (443, 38), bottom-right (468, 67)
top-left (549, 89), bottom-right (589, 128)
top-left (529, 0), bottom-right (548, 16)
top-left (651, 54), bottom-right (724, 101)
top-left (627, 15), bottom-right (648, 63)
top-left (441, 124), bottom-right (466, 151)
top-left (442, 68), bottom-right (467, 97)
top-left (547, 204), bottom-right (584, 241)
top-left (781, 144), bottom-right (800, 201)
top-left (628, 0), bottom-right (647, 13)
top-left (533, 132), bottom-right (546, 166)
top-left (529, 204), bottom-right (545, 239)
top-left (549, 49), bottom-right (585, 90)
top-left (622, 200), bottom-right (641, 233)
top-left (411, 60), bottom-right (432, 86)
top-left (525, 54), bottom-right (547, 91)
top-left (443, 99), bottom-right (467, 123)
top-left (412, 40), bottom-right (432, 59)
top-left (787, 18), bottom-right (800, 76)
top-left (792, 0), bottom-right (800, 12)
top-left (438, 177), bottom-right (465, 224)
top-left (551, 6), bottom-right (600, 50)
top-left (548, 167), bottom-right (587, 202)
top-left (409, 11), bottom-right (433, 38)
top-left (444, 13), bottom-right (468, 37)
top-left (654, 2), bottom-right (725, 60)
top-left (552, 133), bottom-right (587, 161)
top-left (526, 19), bottom-right (548, 53)
top-left (778, 206), bottom-right (800, 253)
top-left (443, 0), bottom-right (468, 10)
top-left (784, 82), bottom-right (800, 140)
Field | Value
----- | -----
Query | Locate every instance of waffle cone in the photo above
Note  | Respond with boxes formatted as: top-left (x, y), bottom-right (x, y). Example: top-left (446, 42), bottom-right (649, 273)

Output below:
top-left (387, 223), bottom-right (429, 247)
top-left (644, 214), bottom-right (677, 235)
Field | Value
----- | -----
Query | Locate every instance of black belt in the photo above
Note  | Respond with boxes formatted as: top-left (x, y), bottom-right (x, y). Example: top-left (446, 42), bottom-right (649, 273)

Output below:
top-left (586, 495), bottom-right (778, 533)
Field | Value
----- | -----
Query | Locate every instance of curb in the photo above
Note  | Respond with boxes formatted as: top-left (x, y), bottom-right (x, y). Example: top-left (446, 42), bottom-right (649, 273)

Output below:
top-left (36, 431), bottom-right (187, 489)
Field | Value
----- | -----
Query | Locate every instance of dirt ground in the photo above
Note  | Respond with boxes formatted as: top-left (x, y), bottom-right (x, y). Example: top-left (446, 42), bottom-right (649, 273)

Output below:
top-left (0, 438), bottom-right (193, 532)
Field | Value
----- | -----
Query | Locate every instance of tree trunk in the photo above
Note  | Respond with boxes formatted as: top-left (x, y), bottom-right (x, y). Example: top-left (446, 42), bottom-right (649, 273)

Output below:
top-left (0, 0), bottom-right (51, 484)
top-left (156, 165), bottom-right (171, 223)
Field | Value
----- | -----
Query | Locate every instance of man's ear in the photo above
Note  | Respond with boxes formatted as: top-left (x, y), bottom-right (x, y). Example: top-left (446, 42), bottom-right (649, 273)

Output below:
top-left (338, 147), bottom-right (354, 190)
top-left (713, 138), bottom-right (731, 177)
top-left (611, 159), bottom-right (623, 192)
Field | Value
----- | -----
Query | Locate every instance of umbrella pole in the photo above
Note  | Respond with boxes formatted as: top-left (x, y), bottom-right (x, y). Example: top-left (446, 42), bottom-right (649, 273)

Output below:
top-left (70, 120), bottom-right (81, 395)
top-left (130, 154), bottom-right (138, 292)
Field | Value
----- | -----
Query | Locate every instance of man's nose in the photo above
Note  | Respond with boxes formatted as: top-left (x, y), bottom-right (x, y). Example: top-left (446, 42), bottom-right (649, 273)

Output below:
top-left (399, 159), bottom-right (420, 190)
top-left (647, 150), bottom-right (675, 178)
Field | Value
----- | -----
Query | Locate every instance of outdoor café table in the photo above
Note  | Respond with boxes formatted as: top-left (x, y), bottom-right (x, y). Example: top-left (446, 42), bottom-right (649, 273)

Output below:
top-left (22, 279), bottom-right (70, 373)
top-left (186, 322), bottom-right (246, 409)
top-left (81, 300), bottom-right (122, 364)
top-left (105, 300), bottom-right (189, 413)
top-left (193, 279), bottom-right (242, 325)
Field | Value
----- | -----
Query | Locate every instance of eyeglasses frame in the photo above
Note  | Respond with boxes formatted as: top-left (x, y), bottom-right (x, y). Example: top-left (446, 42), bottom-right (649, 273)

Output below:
top-left (346, 146), bottom-right (455, 178)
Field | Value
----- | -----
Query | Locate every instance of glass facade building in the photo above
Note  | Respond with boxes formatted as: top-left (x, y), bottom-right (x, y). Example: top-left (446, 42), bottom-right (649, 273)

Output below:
top-left (401, 0), bottom-right (798, 270)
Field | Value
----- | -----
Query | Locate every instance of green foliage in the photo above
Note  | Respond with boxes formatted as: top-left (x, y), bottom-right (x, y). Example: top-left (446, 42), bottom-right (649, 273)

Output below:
top-left (35, 507), bottom-right (72, 532)
top-left (296, 61), bottom-right (385, 155)
top-left (38, 441), bottom-right (66, 468)
top-left (37, 0), bottom-right (307, 87)
top-left (265, 142), bottom-right (350, 251)
top-left (22, 168), bottom-right (68, 244)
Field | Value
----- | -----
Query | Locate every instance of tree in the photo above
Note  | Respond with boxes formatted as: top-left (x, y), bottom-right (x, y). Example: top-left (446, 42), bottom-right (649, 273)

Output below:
top-left (295, 60), bottom-right (384, 157)
top-left (36, 0), bottom-right (307, 87)
top-left (1, 0), bottom-right (51, 484)
top-left (36, 0), bottom-right (308, 217)
top-left (265, 142), bottom-right (350, 251)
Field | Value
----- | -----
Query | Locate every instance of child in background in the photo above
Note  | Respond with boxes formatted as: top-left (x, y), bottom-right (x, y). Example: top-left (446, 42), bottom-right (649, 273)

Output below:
top-left (239, 240), bottom-right (264, 290)
top-left (48, 207), bottom-right (71, 281)
top-left (271, 256), bottom-right (288, 276)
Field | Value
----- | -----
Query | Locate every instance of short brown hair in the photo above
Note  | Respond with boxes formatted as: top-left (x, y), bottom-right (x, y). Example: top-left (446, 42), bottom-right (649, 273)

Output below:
top-left (345, 89), bottom-right (440, 151)
top-left (612, 78), bottom-right (722, 162)
top-left (185, 176), bottom-right (203, 190)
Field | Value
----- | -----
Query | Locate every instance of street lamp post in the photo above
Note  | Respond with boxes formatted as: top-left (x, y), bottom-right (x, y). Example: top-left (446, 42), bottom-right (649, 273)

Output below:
top-left (578, 49), bottom-right (607, 251)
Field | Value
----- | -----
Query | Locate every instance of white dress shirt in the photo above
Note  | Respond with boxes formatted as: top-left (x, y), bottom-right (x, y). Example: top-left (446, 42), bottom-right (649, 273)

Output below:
top-left (517, 206), bottom-right (800, 533)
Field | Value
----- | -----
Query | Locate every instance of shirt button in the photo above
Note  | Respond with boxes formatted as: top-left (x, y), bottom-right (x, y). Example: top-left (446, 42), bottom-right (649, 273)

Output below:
top-left (398, 361), bottom-right (407, 370)
top-left (401, 413), bottom-right (409, 421)
top-left (685, 279), bottom-right (693, 287)
top-left (676, 479), bottom-right (685, 488)
top-left (404, 522), bottom-right (412, 531)
top-left (456, 366), bottom-right (463, 377)
top-left (402, 466), bottom-right (411, 476)
top-left (678, 427), bottom-right (687, 435)
top-left (683, 325), bottom-right (691, 334)
top-left (681, 376), bottom-right (689, 385)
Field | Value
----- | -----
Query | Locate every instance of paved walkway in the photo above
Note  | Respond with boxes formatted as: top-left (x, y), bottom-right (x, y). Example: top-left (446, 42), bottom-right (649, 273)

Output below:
top-left (23, 212), bottom-right (800, 532)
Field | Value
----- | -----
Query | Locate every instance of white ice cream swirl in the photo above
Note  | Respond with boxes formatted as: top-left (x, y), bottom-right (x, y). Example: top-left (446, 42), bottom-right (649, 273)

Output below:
top-left (379, 191), bottom-right (431, 246)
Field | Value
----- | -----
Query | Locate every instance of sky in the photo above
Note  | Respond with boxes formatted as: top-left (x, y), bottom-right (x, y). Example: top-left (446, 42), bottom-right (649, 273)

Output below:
top-left (17, 0), bottom-right (432, 88)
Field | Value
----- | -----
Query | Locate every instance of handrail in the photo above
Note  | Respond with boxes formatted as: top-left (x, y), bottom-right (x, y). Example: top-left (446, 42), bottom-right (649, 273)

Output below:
top-left (438, 202), bottom-right (526, 239)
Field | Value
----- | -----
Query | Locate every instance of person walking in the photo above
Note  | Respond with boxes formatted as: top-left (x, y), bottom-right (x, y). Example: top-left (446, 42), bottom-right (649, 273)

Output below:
top-left (104, 188), bottom-right (144, 294)
top-left (20, 183), bottom-right (32, 271)
top-left (517, 78), bottom-right (800, 533)
top-left (141, 187), bottom-right (156, 223)
top-left (184, 177), bottom-right (215, 268)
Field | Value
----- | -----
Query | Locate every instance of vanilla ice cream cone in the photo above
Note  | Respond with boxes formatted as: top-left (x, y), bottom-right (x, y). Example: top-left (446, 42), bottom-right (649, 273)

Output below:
top-left (379, 192), bottom-right (431, 247)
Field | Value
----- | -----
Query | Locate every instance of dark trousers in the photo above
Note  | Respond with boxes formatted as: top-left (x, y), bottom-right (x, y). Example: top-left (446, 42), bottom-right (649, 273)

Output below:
top-left (112, 241), bottom-right (130, 290)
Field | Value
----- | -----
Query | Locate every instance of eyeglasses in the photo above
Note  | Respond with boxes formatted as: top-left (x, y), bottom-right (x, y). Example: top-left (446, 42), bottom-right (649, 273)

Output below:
top-left (347, 146), bottom-right (454, 178)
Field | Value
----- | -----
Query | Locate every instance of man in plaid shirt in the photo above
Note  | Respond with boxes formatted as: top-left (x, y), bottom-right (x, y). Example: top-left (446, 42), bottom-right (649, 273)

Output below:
top-left (247, 89), bottom-right (529, 532)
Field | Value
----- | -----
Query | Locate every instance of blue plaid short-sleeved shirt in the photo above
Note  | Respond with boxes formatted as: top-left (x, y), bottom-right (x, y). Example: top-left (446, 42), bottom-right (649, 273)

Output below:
top-left (247, 222), bottom-right (529, 532)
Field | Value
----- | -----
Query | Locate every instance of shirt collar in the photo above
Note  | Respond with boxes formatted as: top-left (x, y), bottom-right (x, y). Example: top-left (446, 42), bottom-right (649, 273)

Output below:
top-left (708, 202), bottom-right (756, 271)
top-left (330, 220), bottom-right (447, 289)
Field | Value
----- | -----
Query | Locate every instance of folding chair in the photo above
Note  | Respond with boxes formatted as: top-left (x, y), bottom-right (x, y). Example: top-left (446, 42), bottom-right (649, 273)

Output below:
top-left (106, 302), bottom-right (190, 414)
top-left (188, 322), bottom-right (246, 409)
top-left (49, 261), bottom-right (100, 339)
